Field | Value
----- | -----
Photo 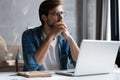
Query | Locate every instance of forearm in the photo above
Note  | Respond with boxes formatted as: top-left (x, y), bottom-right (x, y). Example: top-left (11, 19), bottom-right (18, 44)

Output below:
top-left (35, 35), bottom-right (54, 65)
top-left (66, 35), bottom-right (79, 61)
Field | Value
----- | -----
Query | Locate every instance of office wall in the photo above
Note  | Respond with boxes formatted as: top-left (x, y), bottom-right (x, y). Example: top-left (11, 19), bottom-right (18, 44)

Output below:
top-left (0, 0), bottom-right (41, 45)
top-left (0, 0), bottom-right (77, 45)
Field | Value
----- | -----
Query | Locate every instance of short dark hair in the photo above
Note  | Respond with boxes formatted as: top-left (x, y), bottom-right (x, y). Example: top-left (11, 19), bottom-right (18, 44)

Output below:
top-left (39, 0), bottom-right (62, 25)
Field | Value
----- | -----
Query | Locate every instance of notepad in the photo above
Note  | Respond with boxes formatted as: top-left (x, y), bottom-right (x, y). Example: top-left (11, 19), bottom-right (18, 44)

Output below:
top-left (17, 71), bottom-right (52, 78)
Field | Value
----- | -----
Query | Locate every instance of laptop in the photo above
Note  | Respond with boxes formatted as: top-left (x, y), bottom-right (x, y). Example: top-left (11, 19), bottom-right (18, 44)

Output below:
top-left (55, 39), bottom-right (120, 76)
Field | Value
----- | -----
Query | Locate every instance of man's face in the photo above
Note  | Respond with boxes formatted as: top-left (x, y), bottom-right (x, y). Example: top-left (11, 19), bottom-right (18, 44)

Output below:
top-left (46, 5), bottom-right (65, 28)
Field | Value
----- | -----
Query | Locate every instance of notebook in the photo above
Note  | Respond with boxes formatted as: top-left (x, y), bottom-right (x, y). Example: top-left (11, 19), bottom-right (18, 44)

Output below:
top-left (55, 39), bottom-right (120, 76)
top-left (17, 71), bottom-right (52, 78)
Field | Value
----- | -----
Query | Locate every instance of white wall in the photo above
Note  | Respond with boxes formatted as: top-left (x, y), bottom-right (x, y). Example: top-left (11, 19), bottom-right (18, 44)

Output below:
top-left (0, 0), bottom-right (43, 45)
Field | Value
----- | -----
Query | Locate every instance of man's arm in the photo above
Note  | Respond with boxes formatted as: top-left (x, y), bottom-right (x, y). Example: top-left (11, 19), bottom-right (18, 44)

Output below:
top-left (55, 21), bottom-right (79, 62)
top-left (22, 30), bottom-right (42, 71)
top-left (35, 34), bottom-right (54, 65)
top-left (62, 31), bottom-right (79, 62)
top-left (35, 24), bottom-right (66, 65)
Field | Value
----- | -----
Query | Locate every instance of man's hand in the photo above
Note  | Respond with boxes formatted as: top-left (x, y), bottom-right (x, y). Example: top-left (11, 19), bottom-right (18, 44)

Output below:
top-left (50, 21), bottom-right (67, 39)
top-left (59, 22), bottom-right (70, 39)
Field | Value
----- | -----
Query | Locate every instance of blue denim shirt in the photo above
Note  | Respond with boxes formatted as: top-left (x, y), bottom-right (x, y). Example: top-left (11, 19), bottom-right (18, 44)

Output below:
top-left (22, 26), bottom-right (76, 71)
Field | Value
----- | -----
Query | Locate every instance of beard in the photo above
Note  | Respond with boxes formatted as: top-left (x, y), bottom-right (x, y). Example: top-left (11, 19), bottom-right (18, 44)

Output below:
top-left (46, 20), bottom-right (54, 28)
top-left (48, 23), bottom-right (54, 28)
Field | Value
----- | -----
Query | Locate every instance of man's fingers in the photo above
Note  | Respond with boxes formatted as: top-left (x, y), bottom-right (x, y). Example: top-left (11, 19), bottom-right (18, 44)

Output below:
top-left (54, 22), bottom-right (67, 28)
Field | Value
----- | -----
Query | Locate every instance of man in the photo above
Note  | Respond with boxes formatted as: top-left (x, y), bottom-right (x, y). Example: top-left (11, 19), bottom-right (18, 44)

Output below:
top-left (22, 0), bottom-right (79, 71)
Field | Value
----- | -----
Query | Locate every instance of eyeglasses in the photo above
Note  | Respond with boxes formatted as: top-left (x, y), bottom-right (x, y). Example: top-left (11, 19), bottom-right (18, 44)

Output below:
top-left (49, 11), bottom-right (66, 17)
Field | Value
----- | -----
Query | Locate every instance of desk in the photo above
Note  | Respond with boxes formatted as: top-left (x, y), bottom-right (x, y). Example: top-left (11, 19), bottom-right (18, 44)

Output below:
top-left (0, 69), bottom-right (120, 80)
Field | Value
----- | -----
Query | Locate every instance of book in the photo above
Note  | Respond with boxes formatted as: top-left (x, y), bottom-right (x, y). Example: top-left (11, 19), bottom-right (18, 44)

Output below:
top-left (2, 60), bottom-right (15, 66)
top-left (2, 60), bottom-right (15, 63)
top-left (17, 71), bottom-right (52, 78)
top-left (2, 60), bottom-right (24, 66)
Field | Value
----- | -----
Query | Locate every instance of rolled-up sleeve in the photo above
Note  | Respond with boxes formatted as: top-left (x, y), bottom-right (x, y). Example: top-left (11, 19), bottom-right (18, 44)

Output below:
top-left (22, 30), bottom-right (43, 71)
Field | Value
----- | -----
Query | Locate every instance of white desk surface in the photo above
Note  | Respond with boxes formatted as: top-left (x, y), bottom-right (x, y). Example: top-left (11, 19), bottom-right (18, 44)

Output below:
top-left (0, 69), bottom-right (120, 80)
